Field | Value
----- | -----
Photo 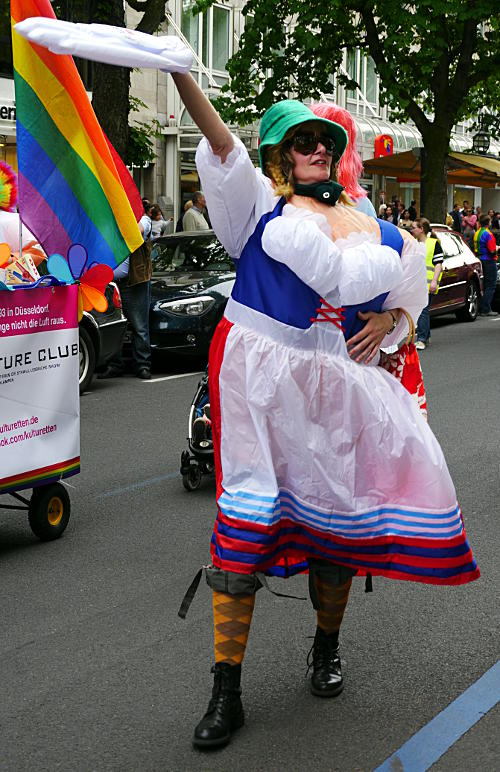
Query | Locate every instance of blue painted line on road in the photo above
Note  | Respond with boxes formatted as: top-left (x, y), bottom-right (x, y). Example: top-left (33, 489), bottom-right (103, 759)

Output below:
top-left (101, 471), bottom-right (179, 498)
top-left (375, 660), bottom-right (500, 772)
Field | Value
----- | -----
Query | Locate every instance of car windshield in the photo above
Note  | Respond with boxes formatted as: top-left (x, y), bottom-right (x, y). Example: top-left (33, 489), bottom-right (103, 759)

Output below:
top-left (437, 232), bottom-right (463, 257)
top-left (151, 235), bottom-right (233, 273)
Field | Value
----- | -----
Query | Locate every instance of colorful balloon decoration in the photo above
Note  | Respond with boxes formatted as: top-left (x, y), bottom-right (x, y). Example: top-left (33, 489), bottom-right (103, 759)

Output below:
top-left (47, 244), bottom-right (113, 320)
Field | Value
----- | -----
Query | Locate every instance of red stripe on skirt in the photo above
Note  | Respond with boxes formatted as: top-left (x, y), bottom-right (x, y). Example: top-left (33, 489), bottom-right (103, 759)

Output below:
top-left (208, 316), bottom-right (233, 503)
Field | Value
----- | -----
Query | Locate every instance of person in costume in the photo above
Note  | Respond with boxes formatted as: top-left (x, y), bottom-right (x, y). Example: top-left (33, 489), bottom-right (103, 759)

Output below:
top-left (311, 103), bottom-right (377, 219)
top-left (18, 18), bottom-right (479, 751)
top-left (310, 102), bottom-right (411, 366)
top-left (309, 103), bottom-right (428, 417)
top-left (168, 72), bottom-right (479, 750)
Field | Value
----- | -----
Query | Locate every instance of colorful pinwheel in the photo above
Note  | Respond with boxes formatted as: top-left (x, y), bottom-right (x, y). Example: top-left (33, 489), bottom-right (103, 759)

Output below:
top-left (0, 161), bottom-right (18, 212)
top-left (47, 244), bottom-right (113, 320)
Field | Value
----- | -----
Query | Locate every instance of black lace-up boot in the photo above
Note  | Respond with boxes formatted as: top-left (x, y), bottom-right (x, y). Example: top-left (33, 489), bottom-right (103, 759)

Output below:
top-left (193, 662), bottom-right (244, 748)
top-left (308, 626), bottom-right (343, 698)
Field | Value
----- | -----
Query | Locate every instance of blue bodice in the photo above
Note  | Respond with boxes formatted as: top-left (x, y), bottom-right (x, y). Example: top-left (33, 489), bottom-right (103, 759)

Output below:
top-left (230, 202), bottom-right (404, 339)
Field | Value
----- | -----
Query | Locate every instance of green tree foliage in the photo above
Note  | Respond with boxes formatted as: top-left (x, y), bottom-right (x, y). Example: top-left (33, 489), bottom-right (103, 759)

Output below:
top-left (128, 96), bottom-right (164, 167)
top-left (194, 0), bottom-right (500, 219)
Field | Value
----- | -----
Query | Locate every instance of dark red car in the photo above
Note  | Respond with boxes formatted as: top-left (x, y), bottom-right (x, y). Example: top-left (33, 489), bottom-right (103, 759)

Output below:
top-left (430, 225), bottom-right (483, 322)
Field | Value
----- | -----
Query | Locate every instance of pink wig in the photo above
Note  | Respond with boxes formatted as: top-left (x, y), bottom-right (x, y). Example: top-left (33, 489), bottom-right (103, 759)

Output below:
top-left (311, 102), bottom-right (367, 200)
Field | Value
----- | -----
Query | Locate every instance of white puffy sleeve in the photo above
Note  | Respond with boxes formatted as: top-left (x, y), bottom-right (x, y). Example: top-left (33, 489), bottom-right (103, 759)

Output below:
top-left (381, 235), bottom-right (428, 346)
top-left (195, 134), bottom-right (276, 258)
top-left (262, 216), bottom-right (403, 302)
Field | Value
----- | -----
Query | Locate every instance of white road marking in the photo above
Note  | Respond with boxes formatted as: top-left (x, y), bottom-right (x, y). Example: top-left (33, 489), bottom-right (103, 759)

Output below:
top-left (144, 371), bottom-right (203, 383)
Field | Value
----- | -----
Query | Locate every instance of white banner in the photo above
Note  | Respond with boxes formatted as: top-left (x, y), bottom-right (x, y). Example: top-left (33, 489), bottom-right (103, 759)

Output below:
top-left (0, 285), bottom-right (80, 493)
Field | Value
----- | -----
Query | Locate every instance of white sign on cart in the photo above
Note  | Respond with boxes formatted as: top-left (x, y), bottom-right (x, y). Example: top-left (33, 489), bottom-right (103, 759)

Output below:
top-left (0, 284), bottom-right (80, 493)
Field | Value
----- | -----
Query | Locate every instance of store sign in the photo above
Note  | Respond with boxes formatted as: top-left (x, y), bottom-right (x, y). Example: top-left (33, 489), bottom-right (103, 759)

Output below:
top-left (374, 134), bottom-right (393, 158)
top-left (0, 104), bottom-right (16, 122)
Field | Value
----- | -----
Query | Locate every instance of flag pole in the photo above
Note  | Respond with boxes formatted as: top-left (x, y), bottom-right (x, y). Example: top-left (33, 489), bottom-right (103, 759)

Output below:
top-left (18, 209), bottom-right (22, 261)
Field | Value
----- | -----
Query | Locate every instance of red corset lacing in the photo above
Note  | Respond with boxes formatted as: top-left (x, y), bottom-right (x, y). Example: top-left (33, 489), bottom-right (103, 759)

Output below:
top-left (310, 299), bottom-right (345, 331)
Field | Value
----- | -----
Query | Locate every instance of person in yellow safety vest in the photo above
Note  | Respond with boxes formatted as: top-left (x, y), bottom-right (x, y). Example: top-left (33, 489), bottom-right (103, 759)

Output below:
top-left (411, 218), bottom-right (444, 351)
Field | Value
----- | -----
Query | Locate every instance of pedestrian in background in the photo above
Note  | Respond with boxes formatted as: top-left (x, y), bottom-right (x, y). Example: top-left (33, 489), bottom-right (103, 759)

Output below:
top-left (462, 208), bottom-right (477, 249)
top-left (384, 204), bottom-right (396, 224)
top-left (176, 199), bottom-right (193, 232)
top-left (399, 209), bottom-right (413, 230)
top-left (413, 218), bottom-right (444, 351)
top-left (150, 204), bottom-right (172, 238)
top-left (490, 211), bottom-right (500, 242)
top-left (182, 191), bottom-right (209, 231)
top-left (449, 203), bottom-right (462, 233)
top-left (475, 213), bottom-right (498, 317)
top-left (408, 200), bottom-right (417, 220)
top-left (99, 203), bottom-right (153, 380)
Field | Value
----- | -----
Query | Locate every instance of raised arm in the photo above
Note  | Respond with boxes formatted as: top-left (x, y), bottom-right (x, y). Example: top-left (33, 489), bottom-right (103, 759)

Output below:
top-left (173, 77), bottom-right (275, 258)
top-left (171, 73), bottom-right (233, 162)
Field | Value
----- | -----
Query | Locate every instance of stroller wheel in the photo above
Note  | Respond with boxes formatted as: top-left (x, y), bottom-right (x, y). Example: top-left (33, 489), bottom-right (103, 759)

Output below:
top-left (183, 465), bottom-right (203, 492)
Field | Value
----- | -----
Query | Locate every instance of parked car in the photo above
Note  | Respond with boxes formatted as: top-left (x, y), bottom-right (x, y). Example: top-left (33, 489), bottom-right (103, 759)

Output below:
top-left (147, 226), bottom-right (483, 361)
top-left (493, 271), bottom-right (500, 311)
top-left (430, 226), bottom-right (483, 322)
top-left (148, 231), bottom-right (235, 355)
top-left (79, 281), bottom-right (127, 392)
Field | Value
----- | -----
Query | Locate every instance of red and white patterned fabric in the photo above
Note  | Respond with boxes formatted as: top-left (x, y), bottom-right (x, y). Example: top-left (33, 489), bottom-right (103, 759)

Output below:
top-left (379, 342), bottom-right (428, 420)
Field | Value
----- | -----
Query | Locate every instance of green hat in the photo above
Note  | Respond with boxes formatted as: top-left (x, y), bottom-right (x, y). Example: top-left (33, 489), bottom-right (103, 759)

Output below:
top-left (258, 99), bottom-right (349, 172)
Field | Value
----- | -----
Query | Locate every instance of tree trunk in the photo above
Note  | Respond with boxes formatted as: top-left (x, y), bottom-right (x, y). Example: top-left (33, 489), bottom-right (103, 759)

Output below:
top-left (92, 64), bottom-right (131, 162)
top-left (89, 0), bottom-right (130, 162)
top-left (419, 128), bottom-right (450, 223)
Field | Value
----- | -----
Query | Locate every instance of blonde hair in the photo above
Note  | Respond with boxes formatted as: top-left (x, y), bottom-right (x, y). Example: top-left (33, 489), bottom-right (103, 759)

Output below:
top-left (262, 126), bottom-right (354, 205)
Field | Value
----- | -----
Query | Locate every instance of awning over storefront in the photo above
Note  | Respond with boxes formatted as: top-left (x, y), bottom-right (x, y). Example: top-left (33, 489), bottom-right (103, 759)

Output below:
top-left (363, 148), bottom-right (500, 188)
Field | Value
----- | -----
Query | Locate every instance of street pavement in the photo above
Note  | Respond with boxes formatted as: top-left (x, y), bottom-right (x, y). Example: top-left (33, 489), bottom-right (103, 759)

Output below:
top-left (1, 314), bottom-right (499, 771)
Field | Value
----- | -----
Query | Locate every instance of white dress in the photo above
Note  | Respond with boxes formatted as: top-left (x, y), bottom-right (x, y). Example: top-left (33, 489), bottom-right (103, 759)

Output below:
top-left (196, 136), bottom-right (479, 587)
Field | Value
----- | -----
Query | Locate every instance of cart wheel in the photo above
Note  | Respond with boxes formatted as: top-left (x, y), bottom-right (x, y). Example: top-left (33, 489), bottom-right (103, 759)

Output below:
top-left (183, 466), bottom-right (202, 492)
top-left (28, 483), bottom-right (71, 541)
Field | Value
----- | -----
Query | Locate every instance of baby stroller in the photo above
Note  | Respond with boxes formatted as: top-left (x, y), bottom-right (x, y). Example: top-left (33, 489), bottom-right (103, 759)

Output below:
top-left (180, 366), bottom-right (215, 491)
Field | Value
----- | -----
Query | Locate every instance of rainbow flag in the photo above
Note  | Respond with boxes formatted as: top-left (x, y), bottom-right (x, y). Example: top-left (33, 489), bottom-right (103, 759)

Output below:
top-left (11, 0), bottom-right (143, 268)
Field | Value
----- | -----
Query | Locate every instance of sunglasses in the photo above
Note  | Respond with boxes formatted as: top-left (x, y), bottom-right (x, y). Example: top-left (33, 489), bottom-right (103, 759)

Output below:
top-left (289, 131), bottom-right (337, 157)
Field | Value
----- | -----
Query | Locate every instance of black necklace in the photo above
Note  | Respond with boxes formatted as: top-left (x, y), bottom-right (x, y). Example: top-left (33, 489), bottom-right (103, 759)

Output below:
top-left (293, 180), bottom-right (344, 206)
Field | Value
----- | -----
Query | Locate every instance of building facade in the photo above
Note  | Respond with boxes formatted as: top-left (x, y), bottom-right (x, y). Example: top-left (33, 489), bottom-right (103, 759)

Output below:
top-left (1, 2), bottom-right (499, 222)
top-left (128, 0), bottom-right (500, 219)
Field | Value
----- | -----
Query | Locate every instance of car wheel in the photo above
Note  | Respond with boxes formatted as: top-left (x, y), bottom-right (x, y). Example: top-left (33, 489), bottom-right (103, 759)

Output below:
top-left (182, 465), bottom-right (202, 492)
top-left (456, 280), bottom-right (479, 322)
top-left (28, 483), bottom-right (71, 541)
top-left (79, 326), bottom-right (96, 393)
